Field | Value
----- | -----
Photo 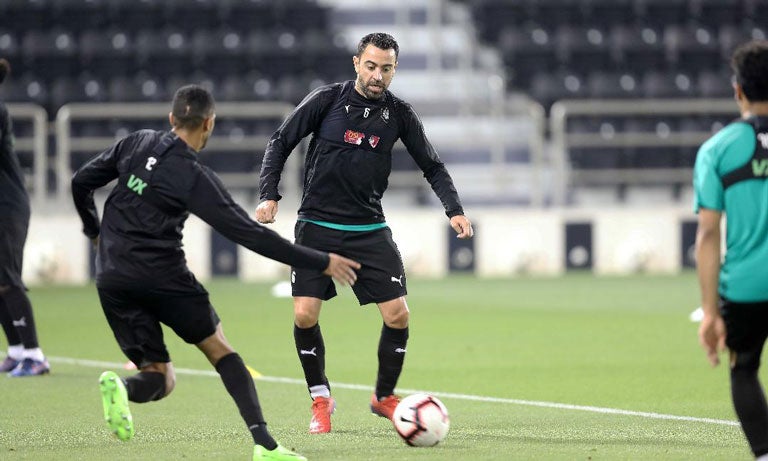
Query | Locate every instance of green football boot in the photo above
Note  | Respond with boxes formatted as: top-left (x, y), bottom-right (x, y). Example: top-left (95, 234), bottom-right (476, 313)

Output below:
top-left (99, 371), bottom-right (134, 441)
top-left (253, 444), bottom-right (308, 461)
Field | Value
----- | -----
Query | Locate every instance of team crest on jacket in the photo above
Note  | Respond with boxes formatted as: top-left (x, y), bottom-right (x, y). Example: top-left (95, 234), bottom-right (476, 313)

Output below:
top-left (368, 135), bottom-right (380, 148)
top-left (344, 129), bottom-right (365, 145)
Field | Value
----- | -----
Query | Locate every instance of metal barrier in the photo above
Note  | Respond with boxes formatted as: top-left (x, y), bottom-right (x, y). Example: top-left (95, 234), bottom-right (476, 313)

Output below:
top-left (550, 98), bottom-right (738, 206)
top-left (7, 103), bottom-right (48, 207)
top-left (54, 102), bottom-right (298, 204)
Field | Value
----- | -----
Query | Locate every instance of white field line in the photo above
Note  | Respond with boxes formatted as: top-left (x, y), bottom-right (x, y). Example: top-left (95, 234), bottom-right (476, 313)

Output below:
top-left (49, 356), bottom-right (739, 427)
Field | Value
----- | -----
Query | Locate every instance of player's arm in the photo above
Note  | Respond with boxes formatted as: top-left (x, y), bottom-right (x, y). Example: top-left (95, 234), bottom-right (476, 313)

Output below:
top-left (190, 166), bottom-right (360, 284)
top-left (70, 138), bottom-right (124, 239)
top-left (695, 207), bottom-right (725, 366)
top-left (693, 137), bottom-right (726, 366)
top-left (399, 104), bottom-right (473, 239)
top-left (257, 85), bottom-right (338, 224)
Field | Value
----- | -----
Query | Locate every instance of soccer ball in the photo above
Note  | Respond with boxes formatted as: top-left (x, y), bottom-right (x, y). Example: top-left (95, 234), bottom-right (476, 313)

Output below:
top-left (392, 393), bottom-right (450, 447)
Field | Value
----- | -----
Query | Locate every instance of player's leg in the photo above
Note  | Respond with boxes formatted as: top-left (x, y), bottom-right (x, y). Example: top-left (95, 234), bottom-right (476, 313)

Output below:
top-left (0, 288), bottom-right (23, 371)
top-left (346, 227), bottom-right (409, 420)
top-left (371, 296), bottom-right (410, 420)
top-left (0, 285), bottom-right (49, 376)
top-left (0, 216), bottom-right (48, 376)
top-left (723, 301), bottom-right (768, 457)
top-left (730, 344), bottom-right (768, 457)
top-left (96, 288), bottom-right (174, 441)
top-left (293, 296), bottom-right (336, 434)
top-left (197, 322), bottom-right (306, 460)
top-left (294, 296), bottom-right (329, 396)
top-left (291, 222), bottom-right (341, 434)
top-left (98, 360), bottom-right (173, 442)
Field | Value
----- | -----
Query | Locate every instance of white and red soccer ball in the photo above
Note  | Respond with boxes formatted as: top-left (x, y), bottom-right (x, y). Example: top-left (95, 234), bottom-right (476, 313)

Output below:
top-left (392, 393), bottom-right (450, 447)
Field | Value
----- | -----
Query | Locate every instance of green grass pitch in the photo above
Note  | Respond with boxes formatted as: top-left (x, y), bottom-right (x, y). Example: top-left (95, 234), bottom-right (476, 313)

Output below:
top-left (0, 274), bottom-right (751, 460)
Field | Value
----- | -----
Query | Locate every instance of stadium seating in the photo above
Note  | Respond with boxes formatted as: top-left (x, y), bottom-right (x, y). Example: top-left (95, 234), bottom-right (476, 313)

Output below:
top-left (467, 0), bottom-right (753, 199)
top-left (0, 0), bottom-right (758, 204)
top-left (1, 0), bottom-right (346, 114)
top-left (469, 0), bottom-right (756, 101)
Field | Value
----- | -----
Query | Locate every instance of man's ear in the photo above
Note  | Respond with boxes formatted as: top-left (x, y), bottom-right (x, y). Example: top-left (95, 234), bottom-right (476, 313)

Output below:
top-left (733, 80), bottom-right (747, 104)
top-left (168, 112), bottom-right (174, 127)
top-left (352, 55), bottom-right (359, 72)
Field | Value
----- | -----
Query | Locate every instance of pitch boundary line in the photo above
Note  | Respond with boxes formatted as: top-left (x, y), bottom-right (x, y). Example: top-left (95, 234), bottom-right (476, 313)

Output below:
top-left (49, 356), bottom-right (739, 427)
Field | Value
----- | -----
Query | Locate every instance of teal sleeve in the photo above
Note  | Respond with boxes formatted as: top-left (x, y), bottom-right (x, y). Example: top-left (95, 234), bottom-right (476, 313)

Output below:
top-left (693, 138), bottom-right (724, 213)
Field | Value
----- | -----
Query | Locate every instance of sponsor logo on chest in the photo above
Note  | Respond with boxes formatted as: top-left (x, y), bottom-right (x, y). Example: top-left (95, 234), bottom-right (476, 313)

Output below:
top-left (344, 129), bottom-right (381, 149)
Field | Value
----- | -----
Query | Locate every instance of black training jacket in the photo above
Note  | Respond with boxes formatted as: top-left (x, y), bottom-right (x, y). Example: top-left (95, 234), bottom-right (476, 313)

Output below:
top-left (72, 130), bottom-right (329, 290)
top-left (0, 102), bottom-right (29, 217)
top-left (259, 81), bottom-right (464, 224)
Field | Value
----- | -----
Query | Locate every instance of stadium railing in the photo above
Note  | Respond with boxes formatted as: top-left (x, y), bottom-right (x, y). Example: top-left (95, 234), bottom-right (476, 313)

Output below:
top-left (53, 102), bottom-right (298, 205)
top-left (549, 98), bottom-right (737, 205)
top-left (7, 103), bottom-right (47, 208)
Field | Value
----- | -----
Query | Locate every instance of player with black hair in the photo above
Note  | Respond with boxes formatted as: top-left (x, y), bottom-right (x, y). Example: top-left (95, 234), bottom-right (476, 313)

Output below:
top-left (72, 84), bottom-right (360, 461)
top-left (0, 58), bottom-right (50, 377)
top-left (696, 40), bottom-right (768, 459)
top-left (256, 33), bottom-right (473, 434)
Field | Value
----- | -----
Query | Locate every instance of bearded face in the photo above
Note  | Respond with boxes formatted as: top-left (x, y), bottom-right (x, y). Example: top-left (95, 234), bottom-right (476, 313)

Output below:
top-left (353, 45), bottom-right (397, 100)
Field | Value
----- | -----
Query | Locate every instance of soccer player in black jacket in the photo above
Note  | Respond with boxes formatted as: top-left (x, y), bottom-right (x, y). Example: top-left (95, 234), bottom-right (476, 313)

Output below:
top-left (255, 33), bottom-right (474, 434)
top-left (72, 84), bottom-right (360, 461)
top-left (0, 59), bottom-right (50, 377)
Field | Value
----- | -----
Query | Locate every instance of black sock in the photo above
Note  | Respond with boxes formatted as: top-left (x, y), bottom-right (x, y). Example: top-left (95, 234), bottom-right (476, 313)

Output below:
top-left (0, 293), bottom-right (21, 345)
top-left (215, 353), bottom-right (277, 450)
top-left (375, 324), bottom-right (409, 399)
top-left (294, 324), bottom-right (329, 394)
top-left (125, 371), bottom-right (166, 402)
top-left (1, 286), bottom-right (39, 349)
top-left (731, 348), bottom-right (768, 457)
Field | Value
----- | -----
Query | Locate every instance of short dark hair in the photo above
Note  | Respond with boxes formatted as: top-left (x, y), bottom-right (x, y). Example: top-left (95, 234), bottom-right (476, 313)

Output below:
top-left (0, 59), bottom-right (10, 85)
top-left (732, 40), bottom-right (768, 102)
top-left (356, 33), bottom-right (399, 59)
top-left (171, 84), bottom-right (215, 130)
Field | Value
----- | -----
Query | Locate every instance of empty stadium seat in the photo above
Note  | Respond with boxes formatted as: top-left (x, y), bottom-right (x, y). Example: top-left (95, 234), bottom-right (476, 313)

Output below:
top-left (581, 0), bottom-right (639, 24)
top-left (21, 29), bottom-right (78, 75)
top-left (641, 70), bottom-right (696, 98)
top-left (609, 24), bottom-right (666, 72)
top-left (0, 31), bottom-right (20, 60)
top-left (586, 71), bottom-right (642, 98)
top-left (662, 24), bottom-right (720, 72)
top-left (691, 0), bottom-right (745, 28)
top-left (499, 26), bottom-right (559, 88)
top-left (637, 0), bottom-right (691, 25)
top-left (554, 25), bottom-right (612, 71)
top-left (697, 70), bottom-right (732, 98)
top-left (104, 0), bottom-right (166, 29)
top-left (528, 71), bottom-right (586, 108)
top-left (79, 29), bottom-right (137, 77)
top-left (1, 0), bottom-right (54, 35)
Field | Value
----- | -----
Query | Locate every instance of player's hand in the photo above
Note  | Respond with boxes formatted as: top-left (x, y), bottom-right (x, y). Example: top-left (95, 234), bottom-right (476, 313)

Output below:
top-left (255, 200), bottom-right (278, 224)
top-left (698, 311), bottom-right (726, 367)
top-left (450, 215), bottom-right (474, 239)
top-left (323, 253), bottom-right (361, 286)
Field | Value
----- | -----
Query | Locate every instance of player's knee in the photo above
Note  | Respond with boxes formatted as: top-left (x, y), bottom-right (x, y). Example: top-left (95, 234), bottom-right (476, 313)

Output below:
top-left (384, 308), bottom-right (409, 329)
top-left (163, 371), bottom-right (176, 397)
top-left (294, 307), bottom-right (320, 328)
top-left (140, 363), bottom-right (175, 399)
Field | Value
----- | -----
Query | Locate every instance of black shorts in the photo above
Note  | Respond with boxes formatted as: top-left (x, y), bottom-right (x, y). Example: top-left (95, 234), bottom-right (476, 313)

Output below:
top-left (0, 211), bottom-right (29, 289)
top-left (720, 298), bottom-right (768, 352)
top-left (292, 221), bottom-right (407, 305)
top-left (97, 282), bottom-right (220, 367)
